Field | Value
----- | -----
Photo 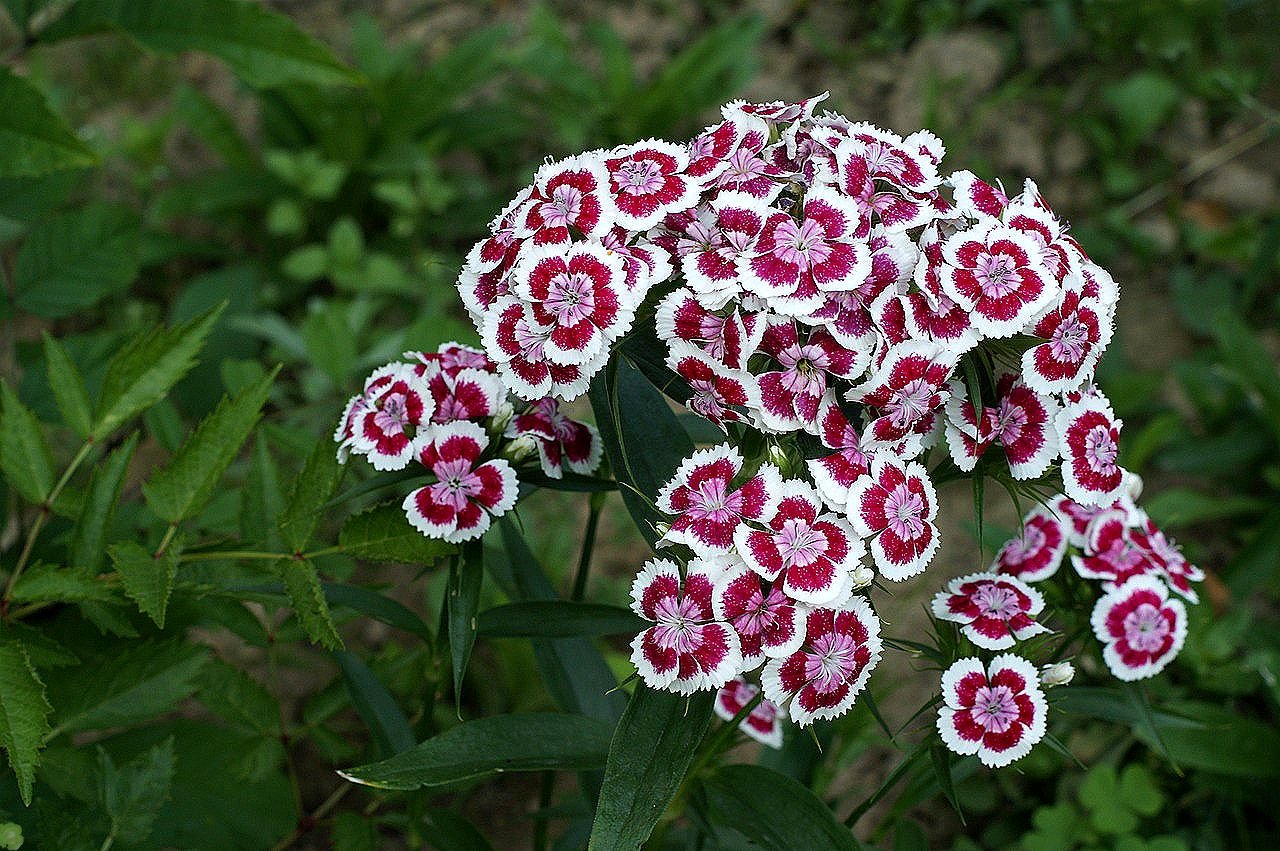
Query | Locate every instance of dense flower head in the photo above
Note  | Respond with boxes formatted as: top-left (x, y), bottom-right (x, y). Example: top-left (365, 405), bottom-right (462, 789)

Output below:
top-left (333, 93), bottom-right (1202, 762)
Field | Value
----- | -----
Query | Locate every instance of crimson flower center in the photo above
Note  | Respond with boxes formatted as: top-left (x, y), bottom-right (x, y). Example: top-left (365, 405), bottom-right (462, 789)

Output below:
top-left (652, 595), bottom-right (706, 654)
top-left (972, 583), bottom-right (1021, 620)
top-left (1083, 425), bottom-right (1118, 472)
top-left (886, 378), bottom-right (935, 429)
top-left (541, 185), bottom-right (583, 229)
top-left (776, 518), bottom-right (827, 568)
top-left (686, 477), bottom-right (742, 524)
top-left (1051, 313), bottom-right (1089, 362)
top-left (617, 159), bottom-right (665, 195)
top-left (372, 392), bottom-right (411, 435)
top-left (429, 458), bottom-right (482, 511)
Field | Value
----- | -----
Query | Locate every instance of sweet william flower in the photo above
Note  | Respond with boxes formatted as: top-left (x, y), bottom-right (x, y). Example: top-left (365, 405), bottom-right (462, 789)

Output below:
top-left (712, 561), bottom-right (807, 669)
top-left (762, 595), bottom-right (882, 726)
top-left (517, 154), bottom-right (617, 245)
top-left (514, 242), bottom-right (634, 367)
top-left (848, 454), bottom-right (940, 580)
top-left (344, 364), bottom-right (434, 472)
top-left (506, 397), bottom-right (601, 480)
top-left (943, 373), bottom-right (1059, 480)
top-left (714, 678), bottom-right (786, 749)
top-left (656, 445), bottom-right (781, 557)
top-left (402, 421), bottom-right (518, 543)
top-left (630, 558), bottom-right (743, 694)
top-left (940, 221), bottom-right (1057, 338)
top-left (1091, 575), bottom-right (1187, 681)
top-left (1056, 394), bottom-right (1127, 507)
top-left (805, 398), bottom-right (871, 514)
top-left (931, 572), bottom-right (1050, 651)
top-left (992, 505), bottom-right (1068, 583)
top-left (937, 654), bottom-right (1047, 768)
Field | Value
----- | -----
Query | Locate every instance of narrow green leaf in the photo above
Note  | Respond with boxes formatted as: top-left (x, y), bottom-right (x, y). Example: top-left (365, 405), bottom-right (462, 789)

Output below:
top-left (589, 686), bottom-right (714, 849)
top-left (14, 202), bottom-right (140, 318)
top-left (108, 540), bottom-right (180, 628)
top-left (476, 601), bottom-right (646, 639)
top-left (98, 737), bottom-right (176, 845)
top-left (930, 743), bottom-right (964, 820)
top-left (339, 501), bottom-right (455, 564)
top-left (448, 544), bottom-right (483, 713)
top-left (42, 333), bottom-right (92, 438)
top-left (92, 303), bottom-right (226, 441)
top-left (279, 558), bottom-right (343, 650)
top-left (240, 435), bottom-right (283, 549)
top-left (50, 640), bottom-right (206, 734)
top-left (8, 563), bottom-right (117, 604)
top-left (142, 367), bottom-right (277, 523)
top-left (0, 380), bottom-right (55, 503)
top-left (1225, 507), bottom-right (1280, 597)
top-left (323, 583), bottom-right (432, 643)
top-left (0, 642), bottom-right (52, 805)
top-left (0, 67), bottom-right (98, 178)
top-left (43, 0), bottom-right (364, 88)
top-left (172, 84), bottom-right (254, 167)
top-left (338, 713), bottom-right (613, 790)
top-left (700, 764), bottom-right (860, 850)
top-left (67, 434), bottom-right (133, 548)
top-left (588, 358), bottom-right (693, 547)
top-left (196, 659), bottom-right (277, 735)
top-left (1214, 309), bottom-right (1280, 443)
top-left (279, 439), bottom-right (344, 552)
top-left (335, 650), bottom-right (415, 758)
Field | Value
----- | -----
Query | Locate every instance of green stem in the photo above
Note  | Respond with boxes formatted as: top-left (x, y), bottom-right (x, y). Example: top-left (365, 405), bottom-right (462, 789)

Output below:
top-left (180, 550), bottom-right (292, 563)
top-left (4, 440), bottom-right (94, 602)
top-left (153, 523), bottom-right (179, 559)
top-left (97, 831), bottom-right (116, 851)
top-left (532, 770), bottom-right (554, 851)
top-left (570, 493), bottom-right (604, 601)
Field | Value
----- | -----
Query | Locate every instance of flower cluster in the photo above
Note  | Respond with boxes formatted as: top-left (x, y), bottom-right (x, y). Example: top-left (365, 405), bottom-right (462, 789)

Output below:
top-left (334, 342), bottom-right (601, 542)
top-left (428, 94), bottom-right (1198, 761)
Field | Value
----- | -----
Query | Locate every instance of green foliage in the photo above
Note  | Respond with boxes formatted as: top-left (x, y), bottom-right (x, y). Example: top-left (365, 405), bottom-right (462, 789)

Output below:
top-left (96, 737), bottom-right (176, 847)
top-left (0, 643), bottom-right (52, 806)
top-left (699, 764), bottom-right (862, 849)
top-left (108, 541), bottom-right (179, 628)
top-left (338, 502), bottom-right (456, 564)
top-left (13, 203), bottom-right (140, 318)
top-left (0, 381), bottom-right (54, 504)
top-left (0, 68), bottom-right (98, 178)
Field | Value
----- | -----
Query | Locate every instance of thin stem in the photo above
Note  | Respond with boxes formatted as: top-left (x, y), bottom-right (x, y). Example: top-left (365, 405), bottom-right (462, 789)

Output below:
top-left (532, 771), bottom-right (555, 851)
top-left (180, 550), bottom-right (292, 563)
top-left (267, 784), bottom-right (353, 851)
top-left (153, 523), bottom-right (179, 559)
top-left (570, 494), bottom-right (604, 601)
top-left (4, 440), bottom-right (94, 602)
top-left (97, 831), bottom-right (115, 851)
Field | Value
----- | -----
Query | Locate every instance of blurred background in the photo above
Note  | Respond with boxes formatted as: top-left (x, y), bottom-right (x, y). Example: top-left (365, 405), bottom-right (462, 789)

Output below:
top-left (2, 1), bottom-right (1278, 848)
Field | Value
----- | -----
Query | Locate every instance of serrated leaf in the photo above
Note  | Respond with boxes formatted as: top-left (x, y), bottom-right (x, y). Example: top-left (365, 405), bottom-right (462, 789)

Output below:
top-left (50, 640), bottom-right (207, 734)
top-left (335, 650), bottom-right (414, 759)
top-left (142, 367), bottom-right (277, 523)
top-left (240, 435), bottom-right (283, 549)
top-left (0, 380), bottom-right (55, 504)
top-left (448, 543), bottom-right (483, 714)
top-left (67, 432), bottom-right (135, 565)
top-left (278, 439), bottom-right (344, 552)
top-left (279, 558), bottom-right (343, 650)
top-left (8, 563), bottom-right (117, 604)
top-left (196, 660), bottom-right (277, 735)
top-left (0, 67), bottom-right (98, 178)
top-left (699, 764), bottom-right (860, 850)
top-left (0, 641), bottom-right (52, 805)
top-left (98, 736), bottom-right (175, 845)
top-left (338, 501), bottom-right (456, 564)
top-left (588, 358), bottom-right (693, 547)
top-left (14, 202), bottom-right (140, 318)
top-left (92, 304), bottom-right (226, 441)
top-left (42, 333), bottom-right (92, 437)
top-left (476, 601), bottom-right (646, 639)
top-left (42, 0), bottom-right (364, 88)
top-left (108, 540), bottom-right (180, 627)
top-left (331, 812), bottom-right (379, 851)
top-left (339, 713), bottom-right (613, 790)
top-left (172, 84), bottom-right (253, 167)
top-left (589, 686), bottom-right (714, 849)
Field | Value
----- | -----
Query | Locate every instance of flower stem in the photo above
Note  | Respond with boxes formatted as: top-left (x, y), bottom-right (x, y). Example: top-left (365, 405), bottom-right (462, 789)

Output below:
top-left (571, 493), bottom-right (605, 601)
top-left (3, 440), bottom-right (94, 603)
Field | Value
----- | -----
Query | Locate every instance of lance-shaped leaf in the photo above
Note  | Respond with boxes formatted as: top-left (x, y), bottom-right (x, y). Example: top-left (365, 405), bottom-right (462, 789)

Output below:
top-left (142, 367), bottom-right (277, 523)
top-left (14, 202), bottom-right (140, 318)
top-left (588, 358), bottom-right (693, 547)
top-left (0, 67), bottom-right (98, 179)
top-left (338, 713), bottom-right (613, 791)
top-left (49, 640), bottom-right (207, 734)
top-left (589, 686), bottom-right (714, 849)
top-left (109, 539), bottom-right (181, 628)
top-left (477, 602), bottom-right (646, 639)
top-left (447, 543), bottom-right (483, 713)
top-left (97, 737), bottom-right (176, 846)
top-left (92, 303), bottom-right (225, 441)
top-left (0, 642), bottom-right (52, 805)
top-left (43, 333), bottom-right (92, 438)
top-left (0, 380), bottom-right (54, 504)
top-left (699, 764), bottom-right (861, 850)
top-left (240, 435), bottom-right (283, 549)
top-left (339, 501), bottom-right (455, 565)
top-left (278, 558), bottom-right (343, 650)
top-left (279, 440), bottom-right (344, 552)
top-left (335, 650), bottom-right (415, 759)
top-left (42, 0), bottom-right (364, 89)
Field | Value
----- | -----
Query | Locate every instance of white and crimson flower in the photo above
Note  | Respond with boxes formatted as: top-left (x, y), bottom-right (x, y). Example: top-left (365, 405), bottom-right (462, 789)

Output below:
top-left (606, 140), bottom-right (698, 231)
top-left (518, 154), bottom-right (616, 245)
top-left (506, 397), bottom-right (601, 479)
top-left (655, 288), bottom-right (763, 370)
top-left (712, 562), bottom-right (807, 669)
top-left (482, 298), bottom-right (603, 401)
top-left (937, 655), bottom-right (1047, 768)
top-left (803, 227), bottom-right (917, 349)
top-left (629, 558), bottom-right (742, 694)
top-left (402, 421), bottom-right (518, 543)
top-left (849, 455), bottom-right (940, 580)
top-left (762, 595), bottom-right (882, 726)
top-left (931, 572), bottom-right (1050, 651)
top-left (1091, 575), bottom-right (1188, 681)
top-left (1056, 394), bottom-right (1127, 507)
top-left (666, 342), bottom-right (760, 432)
top-left (424, 366), bottom-right (506, 425)
top-left (756, 320), bottom-right (867, 430)
top-left (1073, 509), bottom-right (1162, 590)
top-left (806, 399), bottom-right (871, 514)
top-left (940, 222), bottom-right (1056, 338)
top-left (1021, 288), bottom-right (1112, 394)
top-left (943, 373), bottom-right (1059, 480)
top-left (992, 505), bottom-right (1068, 583)
top-left (514, 242), bottom-right (634, 366)
top-left (677, 192), bottom-right (770, 301)
top-left (733, 479), bottom-right (866, 606)
top-left (656, 445), bottom-right (780, 557)
top-left (346, 364), bottom-right (434, 471)
top-left (1128, 518), bottom-right (1204, 604)
top-left (830, 137), bottom-right (936, 232)
top-left (851, 341), bottom-right (956, 452)
top-left (739, 187), bottom-right (871, 316)
top-left (714, 678), bottom-right (786, 749)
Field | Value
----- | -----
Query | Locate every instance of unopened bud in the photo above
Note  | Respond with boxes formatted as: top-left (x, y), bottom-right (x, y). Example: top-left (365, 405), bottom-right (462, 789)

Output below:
top-left (502, 434), bottom-right (539, 464)
top-left (1040, 661), bottom-right (1075, 688)
top-left (1123, 471), bottom-right (1144, 501)
top-left (489, 403), bottom-right (515, 436)
top-left (850, 564), bottom-right (875, 589)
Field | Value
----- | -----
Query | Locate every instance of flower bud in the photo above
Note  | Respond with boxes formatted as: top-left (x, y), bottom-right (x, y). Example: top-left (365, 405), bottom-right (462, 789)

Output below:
top-left (850, 564), bottom-right (875, 589)
top-left (1040, 661), bottom-right (1075, 688)
top-left (502, 434), bottom-right (539, 464)
top-left (488, 402), bottom-right (515, 436)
